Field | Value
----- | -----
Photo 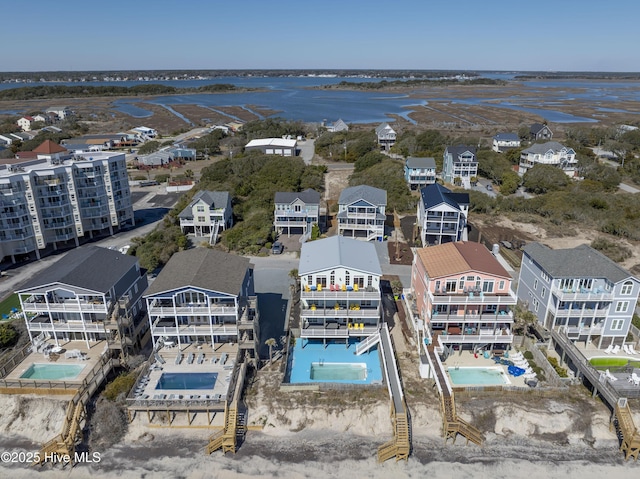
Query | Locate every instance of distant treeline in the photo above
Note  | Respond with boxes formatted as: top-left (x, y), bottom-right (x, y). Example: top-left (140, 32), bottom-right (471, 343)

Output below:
top-left (325, 77), bottom-right (505, 89)
top-left (0, 83), bottom-right (239, 101)
top-left (515, 73), bottom-right (640, 80)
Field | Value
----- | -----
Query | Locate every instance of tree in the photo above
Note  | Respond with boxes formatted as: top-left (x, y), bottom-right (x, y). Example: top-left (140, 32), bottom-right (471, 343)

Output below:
top-left (522, 164), bottom-right (570, 194)
top-left (513, 303), bottom-right (537, 346)
top-left (0, 323), bottom-right (18, 348)
top-left (265, 338), bottom-right (277, 364)
top-left (137, 140), bottom-right (161, 155)
top-left (499, 170), bottom-right (520, 195)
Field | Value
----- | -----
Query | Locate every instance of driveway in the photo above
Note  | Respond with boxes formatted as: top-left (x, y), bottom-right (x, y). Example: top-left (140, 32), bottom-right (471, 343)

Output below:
top-left (297, 139), bottom-right (315, 165)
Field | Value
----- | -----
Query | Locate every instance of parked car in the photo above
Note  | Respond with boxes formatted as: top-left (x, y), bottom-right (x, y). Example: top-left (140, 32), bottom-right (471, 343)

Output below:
top-left (271, 241), bottom-right (284, 254)
top-left (486, 184), bottom-right (493, 191)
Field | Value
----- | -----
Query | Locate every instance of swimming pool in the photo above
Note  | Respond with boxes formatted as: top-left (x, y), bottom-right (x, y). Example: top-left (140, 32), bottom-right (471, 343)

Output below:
top-left (20, 363), bottom-right (86, 381)
top-left (287, 339), bottom-right (383, 384)
top-left (155, 373), bottom-right (218, 390)
top-left (447, 366), bottom-right (510, 386)
top-left (310, 362), bottom-right (367, 381)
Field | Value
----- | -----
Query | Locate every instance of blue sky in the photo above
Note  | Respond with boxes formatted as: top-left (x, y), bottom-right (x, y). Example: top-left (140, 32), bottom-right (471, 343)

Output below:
top-left (3, 0), bottom-right (639, 72)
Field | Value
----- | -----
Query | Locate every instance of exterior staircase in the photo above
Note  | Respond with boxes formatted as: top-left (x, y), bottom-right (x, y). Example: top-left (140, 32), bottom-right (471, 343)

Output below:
top-left (613, 398), bottom-right (640, 461)
top-left (376, 400), bottom-right (410, 463)
top-left (355, 331), bottom-right (380, 355)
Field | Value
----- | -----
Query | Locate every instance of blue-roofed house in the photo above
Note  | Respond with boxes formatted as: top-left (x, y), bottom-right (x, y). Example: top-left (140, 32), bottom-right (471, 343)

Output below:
top-left (337, 185), bottom-right (387, 241)
top-left (492, 133), bottom-right (521, 153)
top-left (298, 236), bottom-right (382, 343)
top-left (274, 189), bottom-right (320, 239)
top-left (442, 145), bottom-right (477, 188)
top-left (404, 157), bottom-right (436, 190)
top-left (417, 183), bottom-right (469, 247)
top-left (179, 191), bottom-right (233, 244)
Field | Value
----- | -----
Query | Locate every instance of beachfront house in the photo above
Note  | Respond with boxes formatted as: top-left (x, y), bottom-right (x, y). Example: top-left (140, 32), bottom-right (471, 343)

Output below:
top-left (410, 241), bottom-right (516, 353)
top-left (17, 116), bottom-right (36, 132)
top-left (298, 236), bottom-right (382, 344)
top-left (516, 243), bottom-right (640, 349)
top-left (132, 126), bottom-right (158, 140)
top-left (178, 191), bottom-right (232, 245)
top-left (530, 123), bottom-right (553, 141)
top-left (375, 123), bottom-right (396, 151)
top-left (416, 183), bottom-right (469, 247)
top-left (0, 145), bottom-right (133, 263)
top-left (144, 248), bottom-right (258, 359)
top-left (442, 145), bottom-right (477, 188)
top-left (325, 119), bottom-right (349, 132)
top-left (404, 157), bottom-right (437, 190)
top-left (518, 141), bottom-right (577, 176)
top-left (46, 106), bottom-right (73, 120)
top-left (244, 138), bottom-right (297, 156)
top-left (17, 245), bottom-right (149, 355)
top-left (492, 133), bottom-right (521, 153)
top-left (337, 184), bottom-right (387, 242)
top-left (274, 188), bottom-right (320, 239)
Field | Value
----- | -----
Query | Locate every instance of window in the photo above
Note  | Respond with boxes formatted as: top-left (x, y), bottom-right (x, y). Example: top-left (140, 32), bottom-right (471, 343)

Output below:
top-left (541, 287), bottom-right (545, 298)
top-left (466, 275), bottom-right (474, 281)
top-left (330, 271), bottom-right (335, 285)
top-left (533, 299), bottom-right (539, 312)
top-left (367, 276), bottom-right (373, 287)
top-left (498, 280), bottom-right (505, 290)
top-left (307, 275), bottom-right (312, 286)
top-left (317, 276), bottom-right (327, 287)
top-left (354, 276), bottom-right (365, 288)
top-left (482, 281), bottom-right (494, 293)
top-left (533, 279), bottom-right (538, 290)
top-left (197, 216), bottom-right (205, 222)
top-left (196, 205), bottom-right (205, 212)
top-left (435, 280), bottom-right (441, 292)
top-left (615, 301), bottom-right (629, 313)
top-left (445, 280), bottom-right (457, 292)
top-left (134, 283), bottom-right (139, 294)
top-left (621, 281), bottom-right (634, 295)
top-left (459, 277), bottom-right (465, 290)
top-left (345, 271), bottom-right (350, 286)
top-left (611, 319), bottom-right (624, 331)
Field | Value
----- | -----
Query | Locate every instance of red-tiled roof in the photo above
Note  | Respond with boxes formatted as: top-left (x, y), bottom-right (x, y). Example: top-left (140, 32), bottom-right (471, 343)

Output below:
top-left (32, 140), bottom-right (68, 154)
top-left (416, 241), bottom-right (510, 279)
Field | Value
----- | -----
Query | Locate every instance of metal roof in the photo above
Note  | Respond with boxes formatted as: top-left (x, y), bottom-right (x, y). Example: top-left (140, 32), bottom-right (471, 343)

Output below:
top-left (274, 188), bottom-right (320, 205)
top-left (420, 183), bottom-right (469, 210)
top-left (178, 191), bottom-right (230, 219)
top-left (521, 141), bottom-right (573, 155)
top-left (298, 236), bottom-right (382, 276)
top-left (245, 138), bottom-right (297, 148)
top-left (406, 157), bottom-right (436, 169)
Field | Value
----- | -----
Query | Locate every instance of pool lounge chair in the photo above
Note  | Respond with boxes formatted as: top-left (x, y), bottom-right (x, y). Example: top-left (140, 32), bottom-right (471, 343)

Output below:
top-left (220, 353), bottom-right (228, 365)
top-left (605, 369), bottom-right (618, 381)
top-left (211, 355), bottom-right (218, 364)
top-left (630, 373), bottom-right (640, 386)
top-left (187, 353), bottom-right (195, 364)
top-left (175, 353), bottom-right (183, 365)
top-left (611, 345), bottom-right (621, 355)
top-left (604, 344), bottom-right (614, 354)
top-left (197, 353), bottom-right (204, 364)
top-left (630, 345), bottom-right (639, 355)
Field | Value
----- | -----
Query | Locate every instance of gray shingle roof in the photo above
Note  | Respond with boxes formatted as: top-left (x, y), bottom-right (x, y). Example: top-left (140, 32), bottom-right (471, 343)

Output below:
top-left (445, 145), bottom-right (477, 159)
top-left (523, 242), bottom-right (635, 283)
top-left (18, 246), bottom-right (138, 293)
top-left (144, 249), bottom-right (251, 296)
top-left (178, 191), bottom-right (230, 219)
top-left (338, 185), bottom-right (387, 206)
top-left (375, 123), bottom-right (395, 135)
top-left (530, 123), bottom-right (548, 134)
top-left (420, 183), bottom-right (469, 210)
top-left (521, 141), bottom-right (572, 155)
top-left (274, 188), bottom-right (320, 205)
top-left (493, 133), bottom-right (519, 141)
top-left (406, 157), bottom-right (436, 169)
top-left (298, 236), bottom-right (382, 276)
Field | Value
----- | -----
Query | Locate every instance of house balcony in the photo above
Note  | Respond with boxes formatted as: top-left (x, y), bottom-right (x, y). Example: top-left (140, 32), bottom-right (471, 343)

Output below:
top-left (1, 210), bottom-right (29, 219)
top-left (342, 211), bottom-right (379, 219)
top-left (563, 324), bottom-right (604, 338)
top-left (428, 290), bottom-right (517, 306)
top-left (429, 310), bottom-right (514, 322)
top-left (301, 288), bottom-right (380, 301)
top-left (299, 323), bottom-right (379, 339)
top-left (52, 232), bottom-right (76, 242)
top-left (300, 305), bottom-right (380, 319)
top-left (21, 298), bottom-right (111, 313)
top-left (150, 322), bottom-right (238, 337)
top-left (27, 316), bottom-right (108, 333)
top-left (550, 286), bottom-right (613, 302)
top-left (550, 305), bottom-right (609, 318)
top-left (180, 219), bottom-right (194, 227)
top-left (437, 332), bottom-right (513, 344)
top-left (424, 225), bottom-right (459, 234)
top-left (148, 302), bottom-right (237, 317)
top-left (0, 232), bottom-right (34, 242)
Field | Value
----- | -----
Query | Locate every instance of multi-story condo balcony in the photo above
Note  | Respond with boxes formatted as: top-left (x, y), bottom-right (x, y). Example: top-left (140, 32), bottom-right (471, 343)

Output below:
top-left (550, 285), bottom-right (613, 302)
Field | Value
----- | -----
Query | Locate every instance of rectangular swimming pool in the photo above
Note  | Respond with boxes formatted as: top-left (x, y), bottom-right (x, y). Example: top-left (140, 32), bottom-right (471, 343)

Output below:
top-left (20, 363), bottom-right (86, 381)
top-left (310, 362), bottom-right (367, 381)
top-left (155, 373), bottom-right (218, 390)
top-left (447, 366), bottom-right (510, 386)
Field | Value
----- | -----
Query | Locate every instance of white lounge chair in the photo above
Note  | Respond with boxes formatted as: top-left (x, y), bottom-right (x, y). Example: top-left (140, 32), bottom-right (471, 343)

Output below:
top-left (630, 345), bottom-right (639, 355)
top-left (605, 369), bottom-right (618, 381)
top-left (623, 345), bottom-right (632, 355)
top-left (611, 345), bottom-right (621, 355)
top-left (630, 373), bottom-right (640, 386)
top-left (603, 344), bottom-right (614, 354)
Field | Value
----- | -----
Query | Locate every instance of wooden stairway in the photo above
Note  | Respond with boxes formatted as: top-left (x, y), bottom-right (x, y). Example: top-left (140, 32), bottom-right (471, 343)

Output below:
top-left (613, 398), bottom-right (640, 461)
top-left (36, 401), bottom-right (86, 464)
top-left (377, 400), bottom-right (410, 463)
top-left (206, 402), bottom-right (242, 455)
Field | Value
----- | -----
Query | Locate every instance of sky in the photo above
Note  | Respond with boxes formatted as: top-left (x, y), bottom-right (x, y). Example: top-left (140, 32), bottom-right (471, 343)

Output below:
top-left (3, 0), bottom-right (640, 72)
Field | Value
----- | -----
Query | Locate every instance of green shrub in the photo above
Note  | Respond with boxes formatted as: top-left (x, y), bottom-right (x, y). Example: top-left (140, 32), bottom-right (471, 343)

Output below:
top-left (523, 351), bottom-right (534, 360)
top-left (103, 372), bottom-right (137, 402)
top-left (0, 323), bottom-right (18, 348)
top-left (155, 174), bottom-right (169, 183)
top-left (546, 355), bottom-right (568, 377)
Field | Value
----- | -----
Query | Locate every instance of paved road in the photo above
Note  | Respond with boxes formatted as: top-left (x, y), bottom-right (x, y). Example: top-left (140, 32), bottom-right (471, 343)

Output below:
top-left (619, 182), bottom-right (640, 194)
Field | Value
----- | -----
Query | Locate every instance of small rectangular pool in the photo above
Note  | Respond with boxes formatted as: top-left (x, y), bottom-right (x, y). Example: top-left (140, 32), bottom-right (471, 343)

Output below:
top-left (156, 373), bottom-right (218, 390)
top-left (447, 366), bottom-right (510, 386)
top-left (20, 363), bottom-right (86, 381)
top-left (310, 362), bottom-right (367, 381)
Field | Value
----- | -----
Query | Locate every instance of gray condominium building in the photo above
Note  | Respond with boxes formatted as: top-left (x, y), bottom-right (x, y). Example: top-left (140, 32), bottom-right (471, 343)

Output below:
top-left (0, 143), bottom-right (133, 263)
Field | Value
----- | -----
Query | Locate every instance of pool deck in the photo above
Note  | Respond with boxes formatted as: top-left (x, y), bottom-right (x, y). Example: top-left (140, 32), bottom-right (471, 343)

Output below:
top-left (441, 349), bottom-right (532, 388)
top-left (133, 343), bottom-right (237, 402)
top-left (4, 339), bottom-right (107, 386)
